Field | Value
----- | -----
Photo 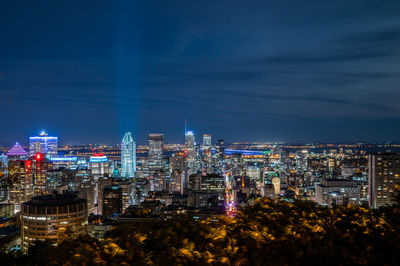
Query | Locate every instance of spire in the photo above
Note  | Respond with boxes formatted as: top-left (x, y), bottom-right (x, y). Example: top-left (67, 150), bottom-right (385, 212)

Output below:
top-left (122, 132), bottom-right (133, 144)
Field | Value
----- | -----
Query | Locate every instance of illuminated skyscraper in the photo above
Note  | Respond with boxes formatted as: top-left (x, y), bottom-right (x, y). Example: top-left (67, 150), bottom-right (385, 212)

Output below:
top-left (8, 160), bottom-right (34, 213)
top-left (148, 134), bottom-right (164, 190)
top-left (216, 139), bottom-right (225, 161)
top-left (29, 130), bottom-right (58, 157)
top-left (185, 131), bottom-right (196, 177)
top-left (203, 134), bottom-right (212, 147)
top-left (148, 134), bottom-right (164, 174)
top-left (31, 153), bottom-right (50, 196)
top-left (121, 132), bottom-right (136, 178)
top-left (89, 153), bottom-right (109, 179)
top-left (89, 153), bottom-right (110, 210)
top-left (102, 186), bottom-right (123, 218)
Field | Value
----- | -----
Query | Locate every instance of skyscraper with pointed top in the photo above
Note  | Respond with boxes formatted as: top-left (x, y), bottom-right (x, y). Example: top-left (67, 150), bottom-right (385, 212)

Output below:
top-left (121, 132), bottom-right (136, 178)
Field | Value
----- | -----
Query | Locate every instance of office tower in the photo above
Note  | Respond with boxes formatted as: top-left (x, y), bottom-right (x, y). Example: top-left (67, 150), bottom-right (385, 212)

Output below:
top-left (170, 169), bottom-right (183, 194)
top-left (88, 153), bottom-right (110, 211)
top-left (148, 134), bottom-right (164, 187)
top-left (185, 131), bottom-right (195, 158)
top-left (170, 152), bottom-right (185, 192)
top-left (31, 153), bottom-right (50, 196)
top-left (121, 132), bottom-right (136, 178)
top-left (315, 179), bottom-right (360, 207)
top-left (216, 139), bottom-right (225, 161)
top-left (195, 144), bottom-right (201, 173)
top-left (29, 130), bottom-right (58, 158)
top-left (7, 142), bottom-right (28, 161)
top-left (8, 160), bottom-right (34, 213)
top-left (21, 192), bottom-right (88, 253)
top-left (202, 146), bottom-right (213, 175)
top-left (113, 178), bottom-right (134, 213)
top-left (185, 131), bottom-right (196, 177)
top-left (369, 153), bottom-right (400, 208)
top-left (148, 134), bottom-right (164, 171)
top-left (96, 177), bottom-right (112, 215)
top-left (0, 154), bottom-right (7, 200)
top-left (76, 181), bottom-right (95, 214)
top-left (89, 153), bottom-right (110, 179)
top-left (102, 186), bottom-right (123, 218)
top-left (203, 134), bottom-right (212, 147)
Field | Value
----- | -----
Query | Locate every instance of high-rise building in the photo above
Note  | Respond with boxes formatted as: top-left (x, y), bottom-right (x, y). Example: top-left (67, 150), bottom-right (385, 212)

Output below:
top-left (216, 139), bottom-right (225, 161)
top-left (369, 153), bottom-right (400, 208)
top-left (203, 134), bottom-right (212, 147)
top-left (21, 192), bottom-right (88, 253)
top-left (121, 132), bottom-right (136, 178)
top-left (88, 153), bottom-right (110, 211)
top-left (185, 131), bottom-right (196, 178)
top-left (96, 177), bottom-right (112, 215)
top-left (102, 186), bottom-right (123, 218)
top-left (113, 178), bottom-right (134, 213)
top-left (29, 130), bottom-right (58, 158)
top-left (89, 153), bottom-right (110, 179)
top-left (170, 169), bottom-right (183, 194)
top-left (8, 160), bottom-right (34, 213)
top-left (0, 154), bottom-right (7, 200)
top-left (31, 153), bottom-right (50, 196)
top-left (148, 134), bottom-right (164, 188)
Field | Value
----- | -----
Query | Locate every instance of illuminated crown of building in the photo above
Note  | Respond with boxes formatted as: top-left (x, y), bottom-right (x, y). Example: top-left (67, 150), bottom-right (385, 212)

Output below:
top-left (7, 142), bottom-right (28, 156)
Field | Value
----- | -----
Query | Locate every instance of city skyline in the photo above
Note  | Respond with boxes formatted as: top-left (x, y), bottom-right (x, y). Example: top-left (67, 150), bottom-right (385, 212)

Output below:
top-left (2, 1), bottom-right (400, 144)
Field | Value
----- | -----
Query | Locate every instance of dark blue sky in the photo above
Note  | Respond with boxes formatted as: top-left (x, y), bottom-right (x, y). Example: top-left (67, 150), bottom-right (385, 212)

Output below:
top-left (1, 0), bottom-right (400, 144)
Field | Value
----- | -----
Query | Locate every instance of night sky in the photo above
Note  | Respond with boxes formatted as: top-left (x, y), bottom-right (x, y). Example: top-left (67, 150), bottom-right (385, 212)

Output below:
top-left (1, 0), bottom-right (400, 144)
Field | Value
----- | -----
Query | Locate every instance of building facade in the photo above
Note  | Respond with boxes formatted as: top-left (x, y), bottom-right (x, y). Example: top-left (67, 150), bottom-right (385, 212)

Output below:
top-left (21, 192), bottom-right (88, 253)
top-left (29, 131), bottom-right (58, 158)
top-left (369, 153), bottom-right (400, 208)
top-left (121, 132), bottom-right (136, 178)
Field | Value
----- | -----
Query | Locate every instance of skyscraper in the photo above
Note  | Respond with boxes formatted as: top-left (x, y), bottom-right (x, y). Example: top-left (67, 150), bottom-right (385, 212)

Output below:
top-left (202, 134), bottom-right (213, 174)
top-left (121, 132), bottom-right (136, 178)
top-left (185, 131), bottom-right (196, 177)
top-left (203, 134), bottom-right (212, 147)
top-left (8, 160), bottom-right (34, 213)
top-left (368, 153), bottom-right (400, 208)
top-left (29, 130), bottom-right (58, 157)
top-left (148, 134), bottom-right (164, 174)
top-left (148, 134), bottom-right (164, 190)
top-left (103, 186), bottom-right (123, 218)
top-left (31, 153), bottom-right (50, 196)
top-left (217, 139), bottom-right (225, 161)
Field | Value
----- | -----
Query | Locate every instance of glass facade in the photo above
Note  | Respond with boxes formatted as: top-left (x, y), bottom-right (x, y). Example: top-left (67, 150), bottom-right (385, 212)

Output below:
top-left (29, 131), bottom-right (58, 157)
top-left (121, 132), bottom-right (136, 178)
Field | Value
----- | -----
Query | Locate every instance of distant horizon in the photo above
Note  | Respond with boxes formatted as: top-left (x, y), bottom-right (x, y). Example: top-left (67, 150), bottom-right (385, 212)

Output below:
top-left (1, 133), bottom-right (400, 148)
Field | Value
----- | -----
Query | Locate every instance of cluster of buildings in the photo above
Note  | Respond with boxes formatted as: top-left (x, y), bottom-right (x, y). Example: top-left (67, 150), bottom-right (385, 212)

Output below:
top-left (0, 130), bottom-right (399, 252)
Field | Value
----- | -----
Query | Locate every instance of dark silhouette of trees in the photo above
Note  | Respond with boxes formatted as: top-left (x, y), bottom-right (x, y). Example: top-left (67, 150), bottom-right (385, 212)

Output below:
top-left (2, 196), bottom-right (400, 265)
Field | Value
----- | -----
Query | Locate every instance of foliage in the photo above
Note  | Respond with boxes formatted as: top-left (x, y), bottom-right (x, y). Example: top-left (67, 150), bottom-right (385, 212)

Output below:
top-left (2, 198), bottom-right (400, 265)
